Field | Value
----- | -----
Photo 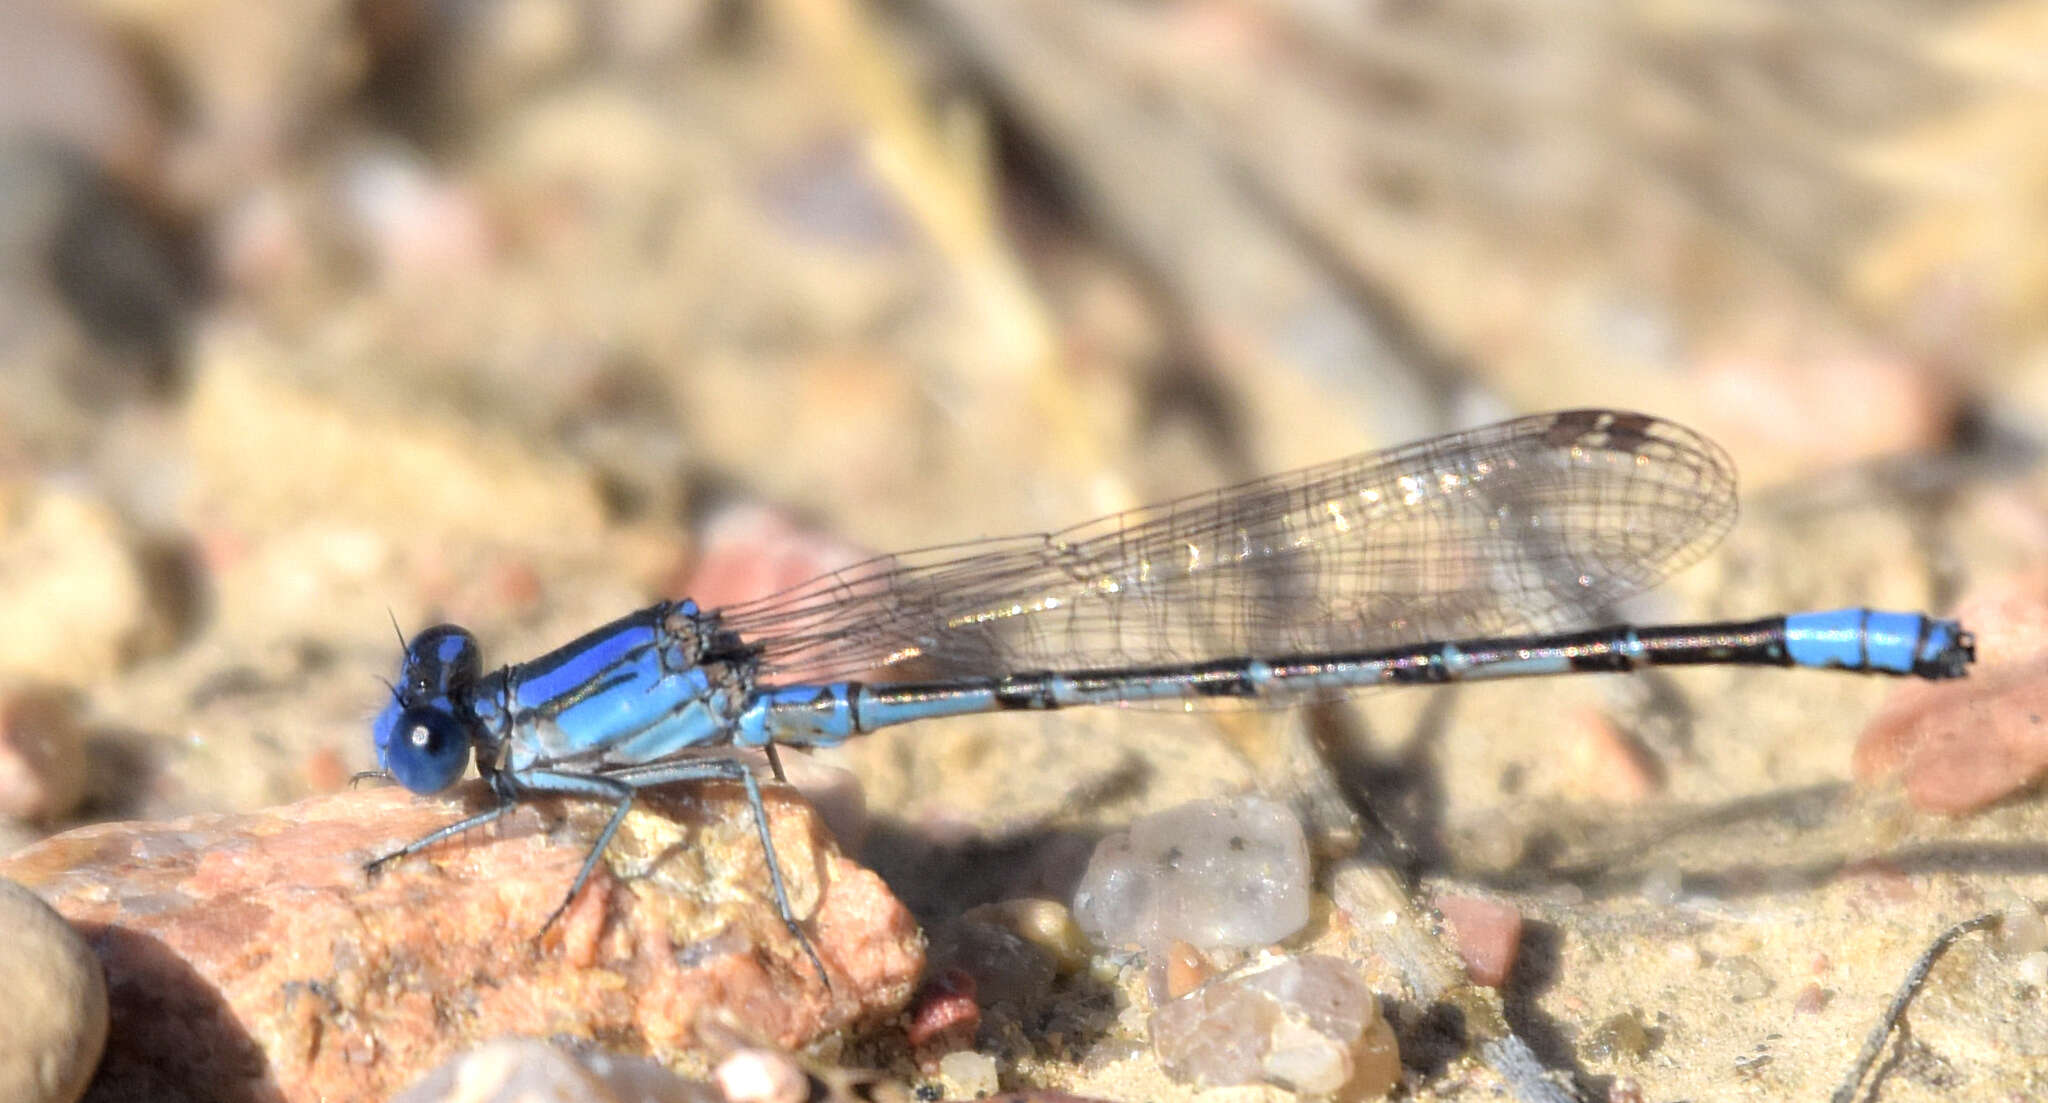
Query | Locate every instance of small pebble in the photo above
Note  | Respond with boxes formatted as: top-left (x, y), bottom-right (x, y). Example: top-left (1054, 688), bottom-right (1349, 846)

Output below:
top-left (1565, 707), bottom-right (1662, 803)
top-left (1792, 983), bottom-right (1830, 1014)
top-left (936, 1051), bottom-right (999, 1098)
top-left (393, 1037), bottom-right (716, 1103)
top-left (1638, 863), bottom-right (1684, 907)
top-left (1431, 892), bottom-right (1523, 987)
top-left (959, 898), bottom-right (1090, 974)
top-left (906, 968), bottom-right (981, 1051)
top-left (1716, 955), bottom-right (1776, 1002)
top-left (2015, 951), bottom-right (2048, 989)
top-left (0, 490), bottom-right (150, 685)
top-left (715, 1048), bottom-right (808, 1103)
top-left (0, 685), bottom-right (88, 822)
top-left (1996, 901), bottom-right (2048, 955)
top-left (1162, 939), bottom-right (1213, 999)
top-left (1584, 1010), bottom-right (1654, 1060)
top-left (927, 916), bottom-right (1052, 1011)
top-left (1072, 794), bottom-right (1311, 952)
top-left (1349, 1015), bottom-right (1402, 1100)
top-left (1151, 955), bottom-right (1394, 1098)
top-left (0, 879), bottom-right (107, 1103)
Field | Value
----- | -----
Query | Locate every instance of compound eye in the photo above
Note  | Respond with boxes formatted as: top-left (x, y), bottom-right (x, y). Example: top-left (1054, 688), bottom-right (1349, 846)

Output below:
top-left (384, 706), bottom-right (471, 794)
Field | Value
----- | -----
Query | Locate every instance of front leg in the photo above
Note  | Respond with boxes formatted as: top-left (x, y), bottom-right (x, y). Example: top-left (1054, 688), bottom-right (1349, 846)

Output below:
top-left (364, 797), bottom-right (519, 877)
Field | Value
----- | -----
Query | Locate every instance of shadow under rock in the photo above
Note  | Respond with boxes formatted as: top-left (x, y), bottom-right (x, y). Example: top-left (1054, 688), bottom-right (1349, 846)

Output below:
top-left (80, 922), bottom-right (274, 1103)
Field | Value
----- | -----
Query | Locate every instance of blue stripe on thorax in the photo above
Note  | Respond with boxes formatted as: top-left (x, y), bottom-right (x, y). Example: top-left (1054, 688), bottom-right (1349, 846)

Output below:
top-left (485, 606), bottom-right (748, 771)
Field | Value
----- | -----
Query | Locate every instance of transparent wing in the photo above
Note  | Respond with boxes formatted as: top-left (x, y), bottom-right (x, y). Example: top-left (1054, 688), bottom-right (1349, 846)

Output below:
top-left (715, 409), bottom-right (1736, 683)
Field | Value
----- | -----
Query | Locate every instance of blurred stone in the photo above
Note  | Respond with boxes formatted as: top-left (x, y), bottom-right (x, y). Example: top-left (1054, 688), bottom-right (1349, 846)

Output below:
top-left (594, 0), bottom-right (720, 66)
top-left (393, 1037), bottom-right (718, 1103)
top-left (1715, 956), bottom-right (1776, 1003)
top-left (936, 1051), bottom-right (999, 1098)
top-left (1072, 795), bottom-right (1310, 953)
top-left (926, 916), bottom-right (1051, 1013)
top-left (1691, 342), bottom-right (1957, 484)
top-left (1584, 1009), bottom-right (1654, 1060)
top-left (336, 143), bottom-right (498, 288)
top-left (1996, 900), bottom-right (2048, 955)
top-left (1431, 892), bottom-right (1523, 988)
top-left (1563, 707), bottom-right (1661, 804)
top-left (0, 0), bottom-right (165, 186)
top-left (1150, 955), bottom-right (1392, 1098)
top-left (185, 327), bottom-right (608, 548)
top-left (0, 785), bottom-right (921, 1102)
top-left (714, 1048), bottom-right (807, 1103)
top-left (1792, 983), bottom-right (1830, 1015)
top-left (0, 878), bottom-right (107, 1103)
top-left (958, 898), bottom-right (1089, 975)
top-left (1855, 571), bottom-right (2048, 812)
top-left (678, 504), bottom-right (872, 615)
top-left (0, 489), bottom-right (150, 684)
top-left (0, 684), bottom-right (89, 822)
top-left (93, 0), bottom-right (363, 197)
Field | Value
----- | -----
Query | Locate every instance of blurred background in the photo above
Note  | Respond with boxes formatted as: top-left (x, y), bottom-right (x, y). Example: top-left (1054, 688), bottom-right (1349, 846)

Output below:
top-left (2, 0), bottom-right (2045, 1097)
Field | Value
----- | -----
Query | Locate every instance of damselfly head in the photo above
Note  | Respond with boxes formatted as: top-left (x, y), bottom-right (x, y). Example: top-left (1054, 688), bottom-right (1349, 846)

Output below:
top-left (393, 624), bottom-right (481, 702)
top-left (373, 624), bottom-right (484, 793)
top-left (376, 703), bottom-right (472, 793)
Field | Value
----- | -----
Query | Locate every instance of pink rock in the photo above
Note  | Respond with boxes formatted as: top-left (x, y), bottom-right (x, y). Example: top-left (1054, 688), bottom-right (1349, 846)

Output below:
top-left (0, 786), bottom-right (923, 1103)
top-left (1692, 342), bottom-right (1957, 479)
top-left (1855, 572), bottom-right (2048, 813)
top-left (1432, 892), bottom-right (1523, 987)
top-left (676, 505), bottom-right (871, 613)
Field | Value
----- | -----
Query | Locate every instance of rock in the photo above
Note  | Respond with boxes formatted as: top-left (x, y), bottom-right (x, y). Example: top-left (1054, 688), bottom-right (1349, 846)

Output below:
top-left (0, 786), bottom-right (923, 1103)
top-left (957, 898), bottom-right (1089, 975)
top-left (393, 1037), bottom-right (718, 1103)
top-left (1855, 571), bottom-right (2048, 812)
top-left (904, 968), bottom-right (979, 1053)
top-left (0, 878), bottom-right (107, 1103)
top-left (1563, 706), bottom-right (1661, 804)
top-left (936, 1050), bottom-right (1000, 1098)
top-left (0, 683), bottom-right (89, 822)
top-left (926, 917), bottom-right (1052, 1013)
top-left (1150, 955), bottom-right (1395, 1098)
top-left (1431, 892), bottom-right (1523, 988)
top-left (0, 489), bottom-right (150, 685)
top-left (1072, 795), bottom-right (1311, 953)
top-left (713, 1048), bottom-right (807, 1103)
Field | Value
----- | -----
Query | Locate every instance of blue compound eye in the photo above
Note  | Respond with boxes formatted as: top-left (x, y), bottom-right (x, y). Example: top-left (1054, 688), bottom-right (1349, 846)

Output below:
top-left (383, 706), bottom-right (472, 794)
